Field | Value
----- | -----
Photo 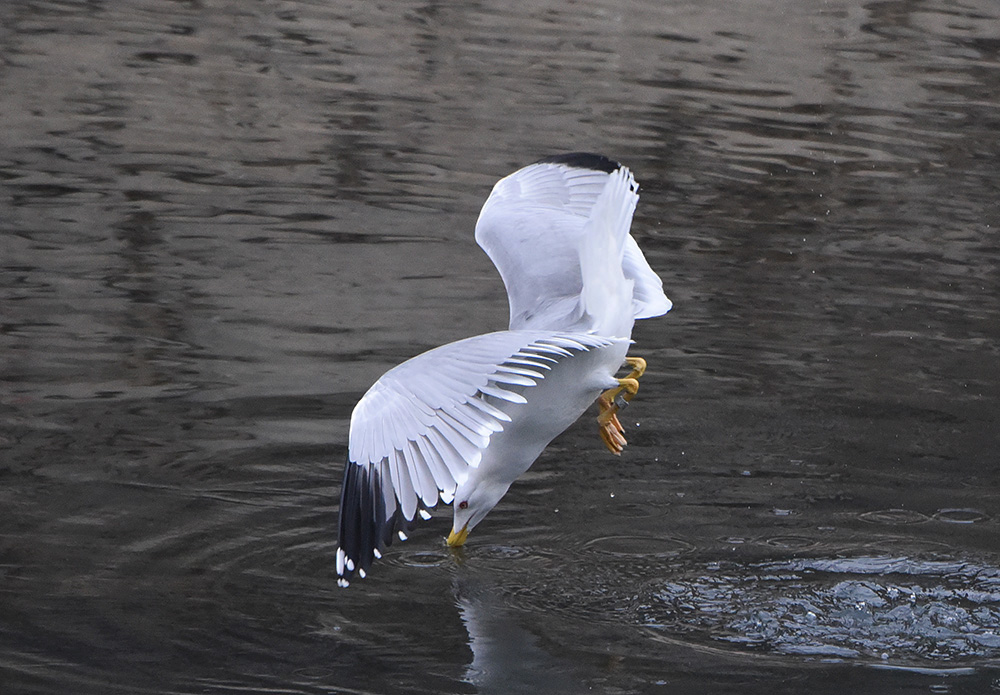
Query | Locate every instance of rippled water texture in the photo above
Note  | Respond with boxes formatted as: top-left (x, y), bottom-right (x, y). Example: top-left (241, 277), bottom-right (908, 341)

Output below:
top-left (2, 0), bottom-right (999, 693)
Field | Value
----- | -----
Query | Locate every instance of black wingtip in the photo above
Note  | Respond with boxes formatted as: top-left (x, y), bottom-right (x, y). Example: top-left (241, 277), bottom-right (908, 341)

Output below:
top-left (336, 456), bottom-right (430, 587)
top-left (337, 457), bottom-right (385, 586)
top-left (533, 152), bottom-right (621, 174)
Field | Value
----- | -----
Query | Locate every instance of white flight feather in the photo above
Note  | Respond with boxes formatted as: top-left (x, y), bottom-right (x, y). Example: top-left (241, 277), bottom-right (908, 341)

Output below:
top-left (347, 330), bottom-right (615, 521)
top-left (475, 159), bottom-right (671, 331)
top-left (578, 165), bottom-right (636, 338)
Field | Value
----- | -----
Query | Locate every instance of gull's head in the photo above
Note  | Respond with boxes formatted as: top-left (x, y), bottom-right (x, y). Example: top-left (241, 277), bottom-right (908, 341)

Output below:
top-left (447, 481), bottom-right (510, 547)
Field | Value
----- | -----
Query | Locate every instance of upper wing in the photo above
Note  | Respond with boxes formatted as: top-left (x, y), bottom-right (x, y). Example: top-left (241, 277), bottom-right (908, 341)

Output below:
top-left (337, 329), bottom-right (616, 586)
top-left (474, 153), bottom-right (671, 330)
top-left (624, 235), bottom-right (673, 319)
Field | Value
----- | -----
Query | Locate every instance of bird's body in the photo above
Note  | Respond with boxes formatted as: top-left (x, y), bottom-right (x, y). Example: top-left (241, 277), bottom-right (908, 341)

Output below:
top-left (336, 153), bottom-right (670, 586)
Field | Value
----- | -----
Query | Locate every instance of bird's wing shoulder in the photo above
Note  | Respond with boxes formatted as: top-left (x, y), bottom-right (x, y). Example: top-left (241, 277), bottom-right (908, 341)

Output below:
top-left (337, 329), bottom-right (615, 585)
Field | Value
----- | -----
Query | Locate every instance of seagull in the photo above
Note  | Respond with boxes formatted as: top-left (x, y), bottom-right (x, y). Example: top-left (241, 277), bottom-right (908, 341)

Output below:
top-left (336, 153), bottom-right (671, 586)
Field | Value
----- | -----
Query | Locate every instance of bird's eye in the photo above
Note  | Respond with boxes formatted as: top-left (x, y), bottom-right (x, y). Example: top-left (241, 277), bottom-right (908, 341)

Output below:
top-left (459, 501), bottom-right (468, 509)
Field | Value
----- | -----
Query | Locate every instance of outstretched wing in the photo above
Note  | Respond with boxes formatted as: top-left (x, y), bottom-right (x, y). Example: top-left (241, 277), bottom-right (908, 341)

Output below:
top-left (337, 329), bottom-right (616, 586)
top-left (474, 153), bottom-right (671, 331)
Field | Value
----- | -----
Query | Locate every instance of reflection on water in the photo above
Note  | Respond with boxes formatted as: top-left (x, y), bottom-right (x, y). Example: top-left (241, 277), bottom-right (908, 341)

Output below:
top-left (457, 573), bottom-right (585, 694)
top-left (2, 0), bottom-right (999, 693)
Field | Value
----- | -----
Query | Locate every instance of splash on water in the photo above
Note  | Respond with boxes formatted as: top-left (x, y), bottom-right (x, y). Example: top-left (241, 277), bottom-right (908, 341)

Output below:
top-left (647, 555), bottom-right (1000, 662)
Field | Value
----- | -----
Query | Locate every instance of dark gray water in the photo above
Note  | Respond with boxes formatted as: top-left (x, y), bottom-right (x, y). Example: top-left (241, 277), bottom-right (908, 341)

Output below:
top-left (2, 0), bottom-right (999, 693)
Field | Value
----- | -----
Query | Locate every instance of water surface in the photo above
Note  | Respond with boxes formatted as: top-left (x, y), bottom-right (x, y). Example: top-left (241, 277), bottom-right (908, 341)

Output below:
top-left (2, 0), bottom-right (999, 693)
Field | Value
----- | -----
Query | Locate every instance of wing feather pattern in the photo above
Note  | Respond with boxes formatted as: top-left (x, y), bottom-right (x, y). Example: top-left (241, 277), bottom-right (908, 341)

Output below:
top-left (336, 329), bottom-right (615, 586)
top-left (475, 153), bottom-right (671, 331)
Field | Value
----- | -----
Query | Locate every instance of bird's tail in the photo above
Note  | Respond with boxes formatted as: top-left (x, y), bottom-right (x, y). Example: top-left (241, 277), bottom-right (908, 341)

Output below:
top-left (578, 164), bottom-right (638, 338)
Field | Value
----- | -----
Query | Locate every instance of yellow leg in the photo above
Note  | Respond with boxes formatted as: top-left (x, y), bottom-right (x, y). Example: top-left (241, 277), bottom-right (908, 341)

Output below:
top-left (595, 357), bottom-right (648, 455)
top-left (597, 391), bottom-right (626, 454)
top-left (623, 357), bottom-right (646, 380)
top-left (597, 377), bottom-right (640, 455)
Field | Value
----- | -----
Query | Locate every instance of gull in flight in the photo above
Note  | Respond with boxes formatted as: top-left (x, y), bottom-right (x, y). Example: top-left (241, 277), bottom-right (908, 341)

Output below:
top-left (336, 153), bottom-right (671, 586)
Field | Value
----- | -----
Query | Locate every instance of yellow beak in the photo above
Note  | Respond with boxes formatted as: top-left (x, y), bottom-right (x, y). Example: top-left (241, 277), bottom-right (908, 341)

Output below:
top-left (446, 523), bottom-right (470, 547)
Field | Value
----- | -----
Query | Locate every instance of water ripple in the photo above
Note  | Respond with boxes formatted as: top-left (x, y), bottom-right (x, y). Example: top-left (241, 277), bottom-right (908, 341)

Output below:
top-left (646, 555), bottom-right (1000, 663)
top-left (935, 509), bottom-right (990, 524)
top-left (860, 508), bottom-right (932, 525)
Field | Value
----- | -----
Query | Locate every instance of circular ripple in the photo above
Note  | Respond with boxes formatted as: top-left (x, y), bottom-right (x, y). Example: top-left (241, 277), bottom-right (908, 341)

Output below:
top-left (764, 535), bottom-right (820, 550)
top-left (468, 543), bottom-right (570, 575)
top-left (394, 549), bottom-right (451, 569)
top-left (614, 502), bottom-right (666, 519)
top-left (720, 536), bottom-right (750, 545)
top-left (484, 544), bottom-right (535, 560)
top-left (934, 508), bottom-right (990, 524)
top-left (858, 508), bottom-right (931, 525)
top-left (583, 534), bottom-right (695, 559)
